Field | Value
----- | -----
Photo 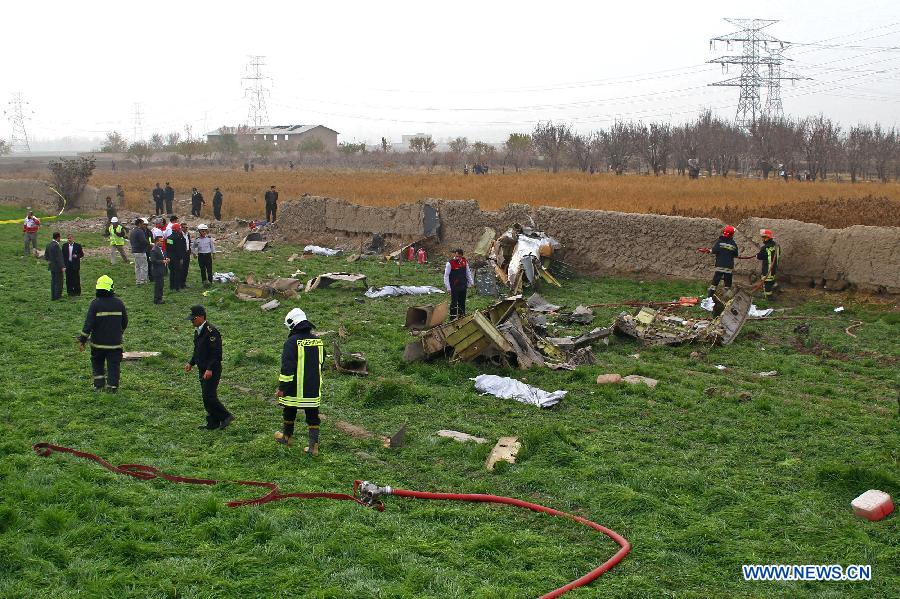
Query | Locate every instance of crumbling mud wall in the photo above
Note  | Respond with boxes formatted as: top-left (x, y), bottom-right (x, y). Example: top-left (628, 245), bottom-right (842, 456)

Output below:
top-left (279, 196), bottom-right (900, 294)
top-left (0, 179), bottom-right (122, 212)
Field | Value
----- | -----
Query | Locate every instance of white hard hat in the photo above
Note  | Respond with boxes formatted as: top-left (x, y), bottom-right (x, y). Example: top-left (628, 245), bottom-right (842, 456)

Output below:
top-left (197, 223), bottom-right (209, 230)
top-left (140, 217), bottom-right (149, 224)
top-left (284, 307), bottom-right (308, 329)
top-left (110, 217), bottom-right (119, 223)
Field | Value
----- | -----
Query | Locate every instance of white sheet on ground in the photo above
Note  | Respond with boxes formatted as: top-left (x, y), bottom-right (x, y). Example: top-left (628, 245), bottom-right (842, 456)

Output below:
top-left (748, 304), bottom-right (773, 318)
top-left (212, 272), bottom-right (236, 283)
top-left (364, 285), bottom-right (445, 299)
top-left (304, 245), bottom-right (341, 257)
top-left (472, 374), bottom-right (566, 408)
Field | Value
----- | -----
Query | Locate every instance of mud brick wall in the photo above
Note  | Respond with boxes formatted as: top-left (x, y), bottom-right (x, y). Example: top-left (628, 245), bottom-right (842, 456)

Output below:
top-left (278, 197), bottom-right (900, 294)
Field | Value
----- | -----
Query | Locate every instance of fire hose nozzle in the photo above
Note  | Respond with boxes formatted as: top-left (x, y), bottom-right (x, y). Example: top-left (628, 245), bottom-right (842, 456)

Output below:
top-left (357, 481), bottom-right (392, 506)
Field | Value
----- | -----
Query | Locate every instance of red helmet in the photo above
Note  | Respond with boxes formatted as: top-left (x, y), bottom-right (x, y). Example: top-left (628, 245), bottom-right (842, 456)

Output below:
top-left (761, 229), bottom-right (774, 239)
top-left (723, 225), bottom-right (735, 237)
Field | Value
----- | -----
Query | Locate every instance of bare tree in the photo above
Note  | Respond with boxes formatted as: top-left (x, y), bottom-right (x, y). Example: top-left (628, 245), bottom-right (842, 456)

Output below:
top-left (600, 121), bottom-right (634, 174)
top-left (569, 133), bottom-right (592, 172)
top-left (844, 125), bottom-right (872, 183)
top-left (148, 133), bottom-right (165, 152)
top-left (802, 115), bottom-right (841, 180)
top-left (448, 137), bottom-right (469, 171)
top-left (870, 124), bottom-right (897, 183)
top-left (0, 139), bottom-right (9, 156)
top-left (165, 132), bottom-right (182, 150)
top-left (504, 133), bottom-right (533, 172)
top-left (48, 156), bottom-right (96, 211)
top-left (634, 122), bottom-right (672, 175)
top-left (100, 131), bottom-right (128, 153)
top-left (127, 141), bottom-right (154, 169)
top-left (532, 121), bottom-right (572, 173)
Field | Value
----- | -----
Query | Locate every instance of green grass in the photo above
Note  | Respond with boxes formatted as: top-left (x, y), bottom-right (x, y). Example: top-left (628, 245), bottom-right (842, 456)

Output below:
top-left (0, 203), bottom-right (897, 598)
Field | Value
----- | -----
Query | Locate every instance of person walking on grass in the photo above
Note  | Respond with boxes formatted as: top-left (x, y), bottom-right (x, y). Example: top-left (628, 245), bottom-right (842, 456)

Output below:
top-left (79, 275), bottom-right (128, 393)
top-left (185, 305), bottom-right (233, 430)
top-left (23, 208), bottom-right (41, 257)
top-left (108, 217), bottom-right (130, 265)
top-left (149, 235), bottom-right (169, 304)
top-left (129, 218), bottom-right (150, 285)
top-left (444, 248), bottom-right (474, 319)
top-left (192, 224), bottom-right (216, 286)
top-left (45, 231), bottom-right (65, 301)
top-left (275, 308), bottom-right (324, 455)
top-left (63, 233), bottom-right (84, 296)
top-left (212, 187), bottom-right (223, 221)
top-left (264, 185), bottom-right (278, 222)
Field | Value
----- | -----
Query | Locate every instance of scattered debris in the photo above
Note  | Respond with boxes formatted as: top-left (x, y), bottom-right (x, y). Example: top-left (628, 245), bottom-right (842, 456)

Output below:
top-left (437, 430), bottom-right (489, 444)
top-left (261, 299), bottom-right (280, 311)
top-left (622, 375), bottom-right (658, 389)
top-left (304, 245), bottom-right (341, 257)
top-left (242, 240), bottom-right (269, 252)
top-left (563, 305), bottom-right (594, 324)
top-left (748, 305), bottom-right (774, 318)
top-left (845, 320), bottom-right (864, 338)
top-left (526, 293), bottom-right (561, 313)
top-left (715, 364), bottom-right (728, 370)
top-left (236, 277), bottom-right (302, 300)
top-left (473, 227), bottom-right (496, 256)
top-left (851, 489), bottom-right (894, 522)
top-left (405, 302), bottom-right (449, 330)
top-left (596, 373), bottom-right (623, 385)
top-left (235, 283), bottom-right (272, 300)
top-left (485, 436), bottom-right (522, 471)
top-left (305, 272), bottom-right (368, 292)
top-left (212, 272), bottom-right (236, 283)
top-left (287, 253), bottom-right (300, 262)
top-left (366, 234), bottom-right (385, 255)
top-left (616, 289), bottom-right (752, 346)
top-left (472, 374), bottom-right (566, 408)
top-left (689, 351), bottom-right (702, 359)
top-left (756, 370), bottom-right (778, 377)
top-left (834, 306), bottom-right (845, 313)
top-left (383, 425), bottom-right (406, 449)
top-left (365, 285), bottom-right (444, 299)
top-left (474, 266), bottom-right (500, 297)
top-left (333, 341), bottom-right (369, 376)
top-left (122, 351), bottom-right (160, 361)
top-left (793, 323), bottom-right (811, 335)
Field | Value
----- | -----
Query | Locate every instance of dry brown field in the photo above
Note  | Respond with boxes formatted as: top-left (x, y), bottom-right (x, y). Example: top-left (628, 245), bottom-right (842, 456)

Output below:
top-left (86, 168), bottom-right (900, 228)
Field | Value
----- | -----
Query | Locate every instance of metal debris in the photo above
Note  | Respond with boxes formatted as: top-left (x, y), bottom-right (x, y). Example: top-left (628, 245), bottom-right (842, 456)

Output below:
top-left (333, 341), bottom-right (369, 376)
top-left (305, 272), bottom-right (368, 292)
top-left (437, 430), bottom-right (489, 444)
top-left (485, 437), bottom-right (522, 471)
top-left (405, 302), bottom-right (449, 330)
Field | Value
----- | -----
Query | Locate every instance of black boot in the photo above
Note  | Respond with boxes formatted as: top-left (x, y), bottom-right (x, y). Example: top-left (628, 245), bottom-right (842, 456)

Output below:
top-left (275, 419), bottom-right (295, 446)
top-left (305, 425), bottom-right (320, 456)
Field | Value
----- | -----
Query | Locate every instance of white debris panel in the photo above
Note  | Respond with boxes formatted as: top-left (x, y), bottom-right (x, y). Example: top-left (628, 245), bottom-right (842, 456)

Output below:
top-left (304, 245), bottom-right (342, 257)
top-left (472, 374), bottom-right (566, 408)
top-left (365, 285), bottom-right (445, 299)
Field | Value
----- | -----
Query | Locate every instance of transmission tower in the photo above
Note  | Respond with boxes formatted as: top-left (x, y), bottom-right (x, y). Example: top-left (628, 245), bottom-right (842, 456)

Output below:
top-left (4, 93), bottom-right (32, 153)
top-left (708, 18), bottom-right (785, 129)
top-left (242, 55), bottom-right (271, 127)
top-left (132, 103), bottom-right (144, 141)
top-left (763, 45), bottom-right (807, 120)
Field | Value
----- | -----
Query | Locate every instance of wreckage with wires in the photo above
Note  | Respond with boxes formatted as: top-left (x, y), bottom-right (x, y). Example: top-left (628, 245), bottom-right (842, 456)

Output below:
top-left (483, 224), bottom-right (569, 294)
top-left (403, 295), bottom-right (611, 371)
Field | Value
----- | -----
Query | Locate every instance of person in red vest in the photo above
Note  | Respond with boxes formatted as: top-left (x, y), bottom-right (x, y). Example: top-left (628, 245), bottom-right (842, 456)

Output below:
top-left (23, 208), bottom-right (41, 257)
top-left (443, 249), bottom-right (474, 319)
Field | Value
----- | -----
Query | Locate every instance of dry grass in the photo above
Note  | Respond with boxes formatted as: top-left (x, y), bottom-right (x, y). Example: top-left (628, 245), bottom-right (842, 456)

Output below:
top-left (81, 167), bottom-right (900, 226)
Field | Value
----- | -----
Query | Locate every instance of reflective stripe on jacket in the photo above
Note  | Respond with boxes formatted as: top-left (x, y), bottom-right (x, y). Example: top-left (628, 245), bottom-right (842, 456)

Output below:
top-left (278, 329), bottom-right (324, 408)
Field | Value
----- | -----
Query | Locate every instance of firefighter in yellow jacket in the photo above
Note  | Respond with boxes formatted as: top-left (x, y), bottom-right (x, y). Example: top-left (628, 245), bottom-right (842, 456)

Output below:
top-left (275, 308), bottom-right (324, 455)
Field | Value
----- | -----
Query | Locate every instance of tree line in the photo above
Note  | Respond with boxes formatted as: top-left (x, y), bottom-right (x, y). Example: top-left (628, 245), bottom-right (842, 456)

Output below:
top-left (93, 110), bottom-right (899, 181)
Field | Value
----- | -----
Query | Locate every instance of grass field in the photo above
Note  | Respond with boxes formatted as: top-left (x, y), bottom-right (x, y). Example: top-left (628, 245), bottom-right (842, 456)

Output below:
top-left (0, 204), bottom-right (897, 598)
top-left (81, 168), bottom-right (900, 228)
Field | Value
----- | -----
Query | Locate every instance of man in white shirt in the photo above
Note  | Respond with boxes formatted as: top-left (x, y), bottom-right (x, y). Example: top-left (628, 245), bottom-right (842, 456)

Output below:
top-left (192, 224), bottom-right (216, 286)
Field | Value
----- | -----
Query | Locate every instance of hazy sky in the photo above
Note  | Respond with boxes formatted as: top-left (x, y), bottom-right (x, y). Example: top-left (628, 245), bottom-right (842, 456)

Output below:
top-left (2, 0), bottom-right (898, 148)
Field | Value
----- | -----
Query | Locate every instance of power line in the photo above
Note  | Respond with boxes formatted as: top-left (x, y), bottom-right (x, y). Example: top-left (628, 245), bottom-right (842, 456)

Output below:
top-left (132, 103), bottom-right (143, 142)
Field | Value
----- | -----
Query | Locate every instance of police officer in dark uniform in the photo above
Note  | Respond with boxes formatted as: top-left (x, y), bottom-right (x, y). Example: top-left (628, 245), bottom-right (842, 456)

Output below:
top-left (212, 187), bottom-right (223, 221)
top-left (190, 187), bottom-right (204, 217)
top-left (164, 182), bottom-right (175, 214)
top-left (185, 305), bottom-right (233, 430)
top-left (275, 308), bottom-right (324, 455)
top-left (152, 183), bottom-right (165, 215)
top-left (79, 275), bottom-right (128, 392)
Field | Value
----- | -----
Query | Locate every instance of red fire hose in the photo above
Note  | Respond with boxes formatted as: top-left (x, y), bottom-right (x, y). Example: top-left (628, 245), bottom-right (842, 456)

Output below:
top-left (33, 443), bottom-right (630, 597)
